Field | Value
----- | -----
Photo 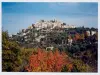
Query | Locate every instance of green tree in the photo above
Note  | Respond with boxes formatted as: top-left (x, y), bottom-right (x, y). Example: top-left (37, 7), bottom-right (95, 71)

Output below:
top-left (2, 31), bottom-right (22, 72)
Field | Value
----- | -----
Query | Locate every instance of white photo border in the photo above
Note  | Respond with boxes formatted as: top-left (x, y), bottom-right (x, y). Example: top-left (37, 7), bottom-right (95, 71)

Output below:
top-left (0, 0), bottom-right (100, 75)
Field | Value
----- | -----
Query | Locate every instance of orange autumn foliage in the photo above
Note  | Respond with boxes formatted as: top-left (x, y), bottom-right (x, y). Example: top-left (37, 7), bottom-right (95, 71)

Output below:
top-left (75, 33), bottom-right (81, 40)
top-left (25, 48), bottom-right (73, 72)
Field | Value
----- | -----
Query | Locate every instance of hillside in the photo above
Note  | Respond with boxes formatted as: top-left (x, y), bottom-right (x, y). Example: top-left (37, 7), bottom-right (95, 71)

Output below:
top-left (2, 20), bottom-right (98, 72)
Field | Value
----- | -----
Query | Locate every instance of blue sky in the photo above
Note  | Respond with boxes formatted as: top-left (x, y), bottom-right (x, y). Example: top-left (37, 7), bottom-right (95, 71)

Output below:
top-left (2, 2), bottom-right (98, 35)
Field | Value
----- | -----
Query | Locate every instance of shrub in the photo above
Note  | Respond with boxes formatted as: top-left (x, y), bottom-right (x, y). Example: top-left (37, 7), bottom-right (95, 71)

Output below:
top-left (73, 59), bottom-right (92, 72)
top-left (25, 48), bottom-right (73, 72)
top-left (2, 31), bottom-right (22, 72)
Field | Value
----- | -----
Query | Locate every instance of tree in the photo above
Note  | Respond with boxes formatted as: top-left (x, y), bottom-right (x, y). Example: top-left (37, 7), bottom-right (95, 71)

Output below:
top-left (2, 31), bottom-right (22, 71)
top-left (95, 32), bottom-right (98, 41)
top-left (81, 33), bottom-right (85, 40)
top-left (75, 33), bottom-right (81, 41)
top-left (68, 35), bottom-right (72, 40)
top-left (41, 20), bottom-right (44, 22)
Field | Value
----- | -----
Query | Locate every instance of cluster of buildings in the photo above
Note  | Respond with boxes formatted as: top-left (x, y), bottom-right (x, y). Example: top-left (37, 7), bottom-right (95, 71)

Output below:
top-left (35, 20), bottom-right (76, 30)
top-left (12, 20), bottom-right (76, 44)
top-left (11, 20), bottom-right (97, 48)
top-left (86, 30), bottom-right (97, 36)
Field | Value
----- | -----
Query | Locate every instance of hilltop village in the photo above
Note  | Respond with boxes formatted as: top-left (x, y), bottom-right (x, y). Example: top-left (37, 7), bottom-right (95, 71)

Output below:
top-left (11, 20), bottom-right (97, 49)
top-left (2, 19), bottom-right (98, 72)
